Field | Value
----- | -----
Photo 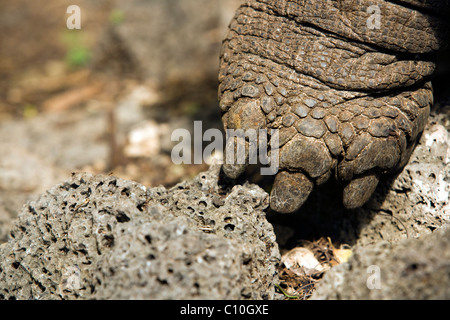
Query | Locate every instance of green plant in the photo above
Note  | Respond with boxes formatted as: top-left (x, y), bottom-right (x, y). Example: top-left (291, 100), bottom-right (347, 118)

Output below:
top-left (61, 29), bottom-right (91, 68)
top-left (109, 9), bottom-right (125, 25)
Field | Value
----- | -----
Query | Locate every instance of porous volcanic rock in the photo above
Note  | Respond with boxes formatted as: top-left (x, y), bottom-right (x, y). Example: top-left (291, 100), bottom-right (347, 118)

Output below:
top-left (0, 165), bottom-right (280, 300)
top-left (311, 226), bottom-right (450, 300)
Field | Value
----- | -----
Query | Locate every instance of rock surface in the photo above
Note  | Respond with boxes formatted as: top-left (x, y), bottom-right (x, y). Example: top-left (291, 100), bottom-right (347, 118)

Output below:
top-left (0, 165), bottom-right (280, 300)
top-left (311, 226), bottom-right (450, 299)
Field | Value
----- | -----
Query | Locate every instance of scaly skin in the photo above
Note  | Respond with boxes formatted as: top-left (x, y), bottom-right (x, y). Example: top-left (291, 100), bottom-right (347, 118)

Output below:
top-left (219, 0), bottom-right (449, 213)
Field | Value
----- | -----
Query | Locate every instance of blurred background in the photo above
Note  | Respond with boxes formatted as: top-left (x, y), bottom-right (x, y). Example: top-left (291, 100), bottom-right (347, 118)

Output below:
top-left (0, 0), bottom-right (243, 241)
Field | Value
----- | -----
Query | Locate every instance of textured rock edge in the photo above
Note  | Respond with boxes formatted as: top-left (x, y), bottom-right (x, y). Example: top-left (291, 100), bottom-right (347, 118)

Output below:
top-left (311, 226), bottom-right (450, 299)
top-left (0, 164), bottom-right (280, 300)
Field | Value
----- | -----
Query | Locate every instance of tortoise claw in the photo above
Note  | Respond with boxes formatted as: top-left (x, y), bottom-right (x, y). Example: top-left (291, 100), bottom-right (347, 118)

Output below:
top-left (270, 171), bottom-right (314, 213)
top-left (343, 173), bottom-right (380, 209)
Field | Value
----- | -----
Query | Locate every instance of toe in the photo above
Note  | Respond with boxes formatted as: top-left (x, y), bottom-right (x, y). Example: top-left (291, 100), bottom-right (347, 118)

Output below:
top-left (343, 173), bottom-right (379, 209)
top-left (270, 171), bottom-right (314, 213)
top-left (223, 135), bottom-right (249, 179)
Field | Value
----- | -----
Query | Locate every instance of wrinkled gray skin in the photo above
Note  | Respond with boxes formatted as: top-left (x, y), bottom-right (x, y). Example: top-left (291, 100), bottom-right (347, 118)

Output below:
top-left (219, 0), bottom-right (449, 213)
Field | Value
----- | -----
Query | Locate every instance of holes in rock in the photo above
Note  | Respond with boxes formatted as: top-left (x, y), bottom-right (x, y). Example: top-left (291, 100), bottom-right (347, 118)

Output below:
top-left (35, 281), bottom-right (46, 293)
top-left (147, 253), bottom-right (156, 260)
top-left (69, 183), bottom-right (80, 189)
top-left (199, 217), bottom-right (215, 230)
top-left (44, 223), bottom-right (52, 233)
top-left (11, 262), bottom-right (20, 269)
top-left (59, 247), bottom-right (70, 254)
top-left (242, 256), bottom-right (252, 265)
top-left (137, 202), bottom-right (146, 212)
top-left (77, 248), bottom-right (89, 256)
top-left (428, 173), bottom-right (436, 182)
top-left (115, 211), bottom-right (130, 223)
top-left (224, 224), bottom-right (235, 232)
top-left (81, 187), bottom-right (92, 197)
top-left (144, 235), bottom-right (152, 244)
top-left (203, 254), bottom-right (216, 263)
top-left (404, 262), bottom-right (425, 274)
top-left (28, 205), bottom-right (38, 216)
top-left (191, 282), bottom-right (201, 296)
top-left (102, 235), bottom-right (115, 248)
top-left (108, 180), bottom-right (118, 188)
top-left (157, 277), bottom-right (169, 285)
top-left (121, 188), bottom-right (130, 197)
top-left (198, 200), bottom-right (207, 209)
top-left (224, 217), bottom-right (233, 223)
top-left (99, 209), bottom-right (110, 216)
top-left (174, 272), bottom-right (184, 282)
